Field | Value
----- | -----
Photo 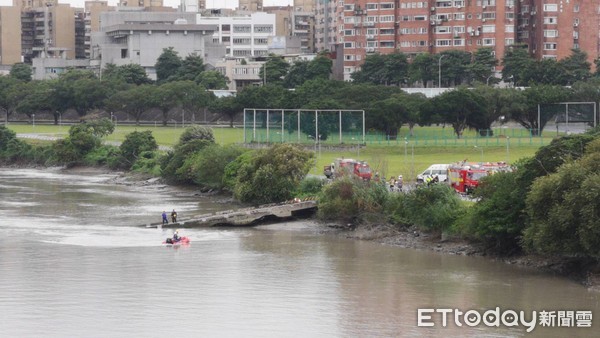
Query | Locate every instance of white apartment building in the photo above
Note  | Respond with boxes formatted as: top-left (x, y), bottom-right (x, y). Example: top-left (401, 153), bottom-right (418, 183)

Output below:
top-left (197, 12), bottom-right (276, 57)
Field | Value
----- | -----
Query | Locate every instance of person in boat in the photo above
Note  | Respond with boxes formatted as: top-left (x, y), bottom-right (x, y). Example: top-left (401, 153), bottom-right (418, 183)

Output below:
top-left (171, 209), bottom-right (178, 223)
top-left (172, 230), bottom-right (181, 242)
top-left (162, 211), bottom-right (168, 225)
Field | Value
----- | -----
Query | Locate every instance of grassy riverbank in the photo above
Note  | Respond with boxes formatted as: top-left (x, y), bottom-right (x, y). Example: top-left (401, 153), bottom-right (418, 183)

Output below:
top-left (9, 124), bottom-right (543, 181)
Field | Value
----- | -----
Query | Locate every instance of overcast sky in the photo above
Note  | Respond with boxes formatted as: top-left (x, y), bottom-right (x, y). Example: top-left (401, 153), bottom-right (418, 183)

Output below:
top-left (0, 0), bottom-right (293, 9)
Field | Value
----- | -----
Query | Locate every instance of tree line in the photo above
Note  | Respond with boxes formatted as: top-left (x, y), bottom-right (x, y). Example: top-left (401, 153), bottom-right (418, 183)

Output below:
top-left (1, 46), bottom-right (599, 139)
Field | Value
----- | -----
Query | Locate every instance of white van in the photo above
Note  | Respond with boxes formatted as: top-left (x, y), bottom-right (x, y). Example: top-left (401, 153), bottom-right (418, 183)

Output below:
top-left (416, 164), bottom-right (449, 183)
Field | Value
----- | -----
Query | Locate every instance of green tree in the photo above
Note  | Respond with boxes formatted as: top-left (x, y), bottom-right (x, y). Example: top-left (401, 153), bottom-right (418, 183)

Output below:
top-left (284, 60), bottom-right (310, 88)
top-left (161, 126), bottom-right (216, 183)
top-left (557, 49), bottom-right (591, 85)
top-left (102, 63), bottom-right (152, 85)
top-left (119, 130), bottom-right (158, 168)
top-left (9, 63), bottom-right (32, 82)
top-left (408, 53), bottom-right (436, 87)
top-left (176, 53), bottom-right (205, 82)
top-left (52, 69), bottom-right (98, 118)
top-left (234, 144), bottom-right (314, 204)
top-left (106, 84), bottom-right (158, 124)
top-left (433, 87), bottom-right (485, 138)
top-left (469, 86), bottom-right (521, 136)
top-left (510, 85), bottom-right (570, 135)
top-left (469, 47), bottom-right (498, 85)
top-left (179, 144), bottom-right (246, 189)
top-left (209, 95), bottom-right (240, 127)
top-left (502, 44), bottom-right (536, 86)
top-left (439, 50), bottom-right (472, 86)
top-left (196, 70), bottom-right (229, 89)
top-left (351, 53), bottom-right (386, 84)
top-left (457, 171), bottom-right (525, 253)
top-left (155, 47), bottom-right (182, 83)
top-left (259, 56), bottom-right (290, 85)
top-left (523, 138), bottom-right (600, 258)
top-left (367, 96), bottom-right (406, 139)
top-left (0, 76), bottom-right (19, 122)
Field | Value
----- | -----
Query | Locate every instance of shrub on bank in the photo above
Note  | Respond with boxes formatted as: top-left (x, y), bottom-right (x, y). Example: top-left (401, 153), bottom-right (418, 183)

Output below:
top-left (161, 126), bottom-right (216, 183)
top-left (296, 176), bottom-right (326, 199)
top-left (388, 184), bottom-right (465, 232)
top-left (317, 177), bottom-right (389, 224)
top-left (454, 171), bottom-right (525, 254)
top-left (177, 144), bottom-right (246, 190)
top-left (233, 144), bottom-right (314, 205)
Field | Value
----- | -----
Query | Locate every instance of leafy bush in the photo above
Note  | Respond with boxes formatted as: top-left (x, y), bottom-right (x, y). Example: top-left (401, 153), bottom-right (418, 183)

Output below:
top-left (118, 130), bottom-right (158, 168)
top-left (233, 144), bottom-right (314, 204)
top-left (296, 176), bottom-right (326, 198)
top-left (183, 144), bottom-right (245, 189)
top-left (454, 171), bottom-right (525, 254)
top-left (131, 150), bottom-right (162, 176)
top-left (161, 139), bottom-right (214, 183)
top-left (83, 145), bottom-right (120, 167)
top-left (400, 184), bottom-right (465, 232)
top-left (317, 177), bottom-right (389, 224)
top-left (523, 138), bottom-right (600, 258)
top-left (0, 125), bottom-right (17, 151)
top-left (178, 125), bottom-right (215, 144)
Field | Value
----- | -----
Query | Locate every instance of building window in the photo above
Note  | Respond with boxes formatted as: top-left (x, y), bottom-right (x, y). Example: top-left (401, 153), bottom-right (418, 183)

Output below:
top-left (379, 15), bottom-right (394, 22)
top-left (343, 4), bottom-right (354, 10)
top-left (453, 13), bottom-right (465, 20)
top-left (436, 39), bottom-right (451, 46)
top-left (414, 15), bottom-right (427, 21)
top-left (544, 30), bottom-right (558, 37)
top-left (380, 41), bottom-right (394, 47)
top-left (254, 38), bottom-right (268, 45)
top-left (482, 38), bottom-right (495, 45)
top-left (381, 3), bottom-right (394, 9)
top-left (344, 54), bottom-right (355, 61)
top-left (454, 39), bottom-right (465, 46)
top-left (482, 25), bottom-right (495, 33)
top-left (505, 38), bottom-right (514, 45)
top-left (233, 38), bottom-right (251, 44)
top-left (543, 16), bottom-right (557, 24)
top-left (344, 42), bottom-right (355, 48)
top-left (574, 5), bottom-right (580, 12)
top-left (344, 29), bottom-right (355, 36)
top-left (454, 0), bottom-right (465, 7)
top-left (254, 25), bottom-right (273, 33)
top-left (234, 25), bottom-right (251, 33)
top-left (543, 4), bottom-right (558, 12)
top-left (380, 28), bottom-right (394, 34)
top-left (482, 12), bottom-right (496, 19)
top-left (544, 43), bottom-right (557, 50)
top-left (366, 28), bottom-right (378, 34)
top-left (366, 3), bottom-right (378, 10)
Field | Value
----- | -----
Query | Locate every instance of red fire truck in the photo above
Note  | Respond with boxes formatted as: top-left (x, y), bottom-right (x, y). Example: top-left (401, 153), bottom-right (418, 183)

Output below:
top-left (324, 158), bottom-right (373, 181)
top-left (448, 161), bottom-right (512, 194)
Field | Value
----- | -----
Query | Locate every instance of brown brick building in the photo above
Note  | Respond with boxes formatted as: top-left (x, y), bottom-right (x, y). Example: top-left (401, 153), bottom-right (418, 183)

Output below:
top-left (336, 0), bottom-right (599, 80)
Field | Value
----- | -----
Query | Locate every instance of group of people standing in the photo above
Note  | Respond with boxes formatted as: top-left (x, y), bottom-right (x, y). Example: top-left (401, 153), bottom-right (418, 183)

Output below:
top-left (161, 209), bottom-right (178, 225)
top-left (374, 172), bottom-right (404, 192)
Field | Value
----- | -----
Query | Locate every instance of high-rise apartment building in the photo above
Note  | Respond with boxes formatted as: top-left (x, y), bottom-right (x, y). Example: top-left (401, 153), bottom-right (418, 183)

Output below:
top-left (340, 0), bottom-right (518, 80)
top-left (21, 3), bottom-right (76, 63)
top-left (239, 0), bottom-right (263, 11)
top-left (517, 0), bottom-right (598, 67)
top-left (315, 0), bottom-right (341, 52)
top-left (0, 5), bottom-right (22, 64)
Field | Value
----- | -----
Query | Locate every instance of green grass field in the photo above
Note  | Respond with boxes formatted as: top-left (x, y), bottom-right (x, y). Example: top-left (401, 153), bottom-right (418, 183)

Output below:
top-left (8, 124), bottom-right (544, 181)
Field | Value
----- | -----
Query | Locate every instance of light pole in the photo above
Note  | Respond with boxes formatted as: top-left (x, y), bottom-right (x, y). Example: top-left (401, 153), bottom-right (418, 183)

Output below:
top-left (474, 145), bottom-right (484, 163)
top-left (32, 114), bottom-right (35, 129)
top-left (111, 112), bottom-right (118, 130)
top-left (486, 74), bottom-right (494, 86)
top-left (438, 54), bottom-right (446, 88)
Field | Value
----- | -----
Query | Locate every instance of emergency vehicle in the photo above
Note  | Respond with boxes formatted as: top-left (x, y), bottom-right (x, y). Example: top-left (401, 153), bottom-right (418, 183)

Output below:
top-left (448, 161), bottom-right (512, 194)
top-left (324, 158), bottom-right (373, 181)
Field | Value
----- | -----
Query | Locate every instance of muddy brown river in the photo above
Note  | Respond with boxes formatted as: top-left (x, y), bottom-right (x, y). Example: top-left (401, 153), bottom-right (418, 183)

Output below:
top-left (0, 168), bottom-right (597, 337)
